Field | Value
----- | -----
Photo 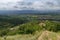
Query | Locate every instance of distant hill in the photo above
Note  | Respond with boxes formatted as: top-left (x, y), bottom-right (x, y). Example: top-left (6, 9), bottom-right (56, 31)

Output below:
top-left (0, 10), bottom-right (60, 15)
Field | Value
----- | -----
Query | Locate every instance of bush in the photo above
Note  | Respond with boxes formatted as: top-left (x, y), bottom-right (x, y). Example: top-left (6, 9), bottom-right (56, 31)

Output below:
top-left (18, 22), bottom-right (42, 34)
top-left (0, 30), bottom-right (8, 37)
top-left (44, 20), bottom-right (60, 32)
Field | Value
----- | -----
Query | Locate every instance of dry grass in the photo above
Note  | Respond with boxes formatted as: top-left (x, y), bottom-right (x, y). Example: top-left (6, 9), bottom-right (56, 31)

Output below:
top-left (38, 31), bottom-right (60, 40)
top-left (0, 31), bottom-right (60, 40)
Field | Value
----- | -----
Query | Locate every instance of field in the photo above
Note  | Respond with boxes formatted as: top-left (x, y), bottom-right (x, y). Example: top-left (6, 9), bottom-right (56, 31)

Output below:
top-left (0, 14), bottom-right (60, 40)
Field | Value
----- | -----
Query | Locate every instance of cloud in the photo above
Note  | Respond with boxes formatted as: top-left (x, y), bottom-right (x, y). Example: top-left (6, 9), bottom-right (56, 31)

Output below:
top-left (14, 0), bottom-right (60, 10)
top-left (0, 0), bottom-right (23, 3)
top-left (0, 0), bottom-right (23, 10)
top-left (0, 0), bottom-right (60, 10)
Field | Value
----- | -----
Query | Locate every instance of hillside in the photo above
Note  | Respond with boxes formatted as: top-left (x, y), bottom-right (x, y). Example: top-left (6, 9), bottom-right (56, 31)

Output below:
top-left (0, 20), bottom-right (60, 40)
top-left (0, 30), bottom-right (60, 40)
top-left (38, 31), bottom-right (60, 40)
top-left (0, 15), bottom-right (60, 40)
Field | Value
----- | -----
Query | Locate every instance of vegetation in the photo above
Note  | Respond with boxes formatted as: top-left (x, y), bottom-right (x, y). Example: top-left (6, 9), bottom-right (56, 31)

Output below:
top-left (0, 15), bottom-right (60, 40)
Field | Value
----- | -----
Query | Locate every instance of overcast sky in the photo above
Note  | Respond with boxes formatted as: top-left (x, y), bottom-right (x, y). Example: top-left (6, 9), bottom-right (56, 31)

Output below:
top-left (0, 0), bottom-right (60, 10)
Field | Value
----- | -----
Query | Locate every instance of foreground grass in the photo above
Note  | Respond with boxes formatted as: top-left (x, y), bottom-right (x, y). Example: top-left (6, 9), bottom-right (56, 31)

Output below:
top-left (38, 31), bottom-right (60, 40)
top-left (0, 30), bottom-right (60, 40)
top-left (0, 31), bottom-right (43, 40)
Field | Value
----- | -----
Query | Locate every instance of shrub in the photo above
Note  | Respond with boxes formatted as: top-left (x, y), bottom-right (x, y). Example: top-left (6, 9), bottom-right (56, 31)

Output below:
top-left (18, 22), bottom-right (42, 34)
top-left (45, 20), bottom-right (60, 32)
top-left (0, 30), bottom-right (8, 37)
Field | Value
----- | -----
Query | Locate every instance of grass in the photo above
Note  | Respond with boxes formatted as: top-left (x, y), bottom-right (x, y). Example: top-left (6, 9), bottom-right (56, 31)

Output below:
top-left (0, 31), bottom-right (60, 40)
top-left (0, 31), bottom-right (43, 40)
top-left (38, 31), bottom-right (60, 40)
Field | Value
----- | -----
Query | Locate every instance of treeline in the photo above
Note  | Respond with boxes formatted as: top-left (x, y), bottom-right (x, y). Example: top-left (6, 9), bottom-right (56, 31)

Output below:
top-left (0, 15), bottom-right (31, 30)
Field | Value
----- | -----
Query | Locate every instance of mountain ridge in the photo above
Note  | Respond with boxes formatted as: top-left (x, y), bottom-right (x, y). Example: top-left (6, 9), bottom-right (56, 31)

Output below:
top-left (0, 10), bottom-right (60, 15)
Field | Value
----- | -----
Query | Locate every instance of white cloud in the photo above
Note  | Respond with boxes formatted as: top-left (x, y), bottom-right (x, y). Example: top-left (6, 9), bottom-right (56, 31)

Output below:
top-left (0, 0), bottom-right (23, 3)
top-left (0, 0), bottom-right (23, 10)
top-left (30, 0), bottom-right (60, 10)
top-left (0, 0), bottom-right (60, 10)
top-left (14, 0), bottom-right (60, 10)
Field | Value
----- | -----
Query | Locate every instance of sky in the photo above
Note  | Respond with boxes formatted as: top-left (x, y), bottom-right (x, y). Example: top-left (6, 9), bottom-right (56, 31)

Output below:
top-left (0, 0), bottom-right (60, 10)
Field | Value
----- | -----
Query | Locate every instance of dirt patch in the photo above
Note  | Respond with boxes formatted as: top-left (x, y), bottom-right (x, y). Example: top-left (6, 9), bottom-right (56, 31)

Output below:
top-left (38, 31), bottom-right (51, 40)
top-left (57, 34), bottom-right (60, 40)
top-left (38, 31), bottom-right (60, 40)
